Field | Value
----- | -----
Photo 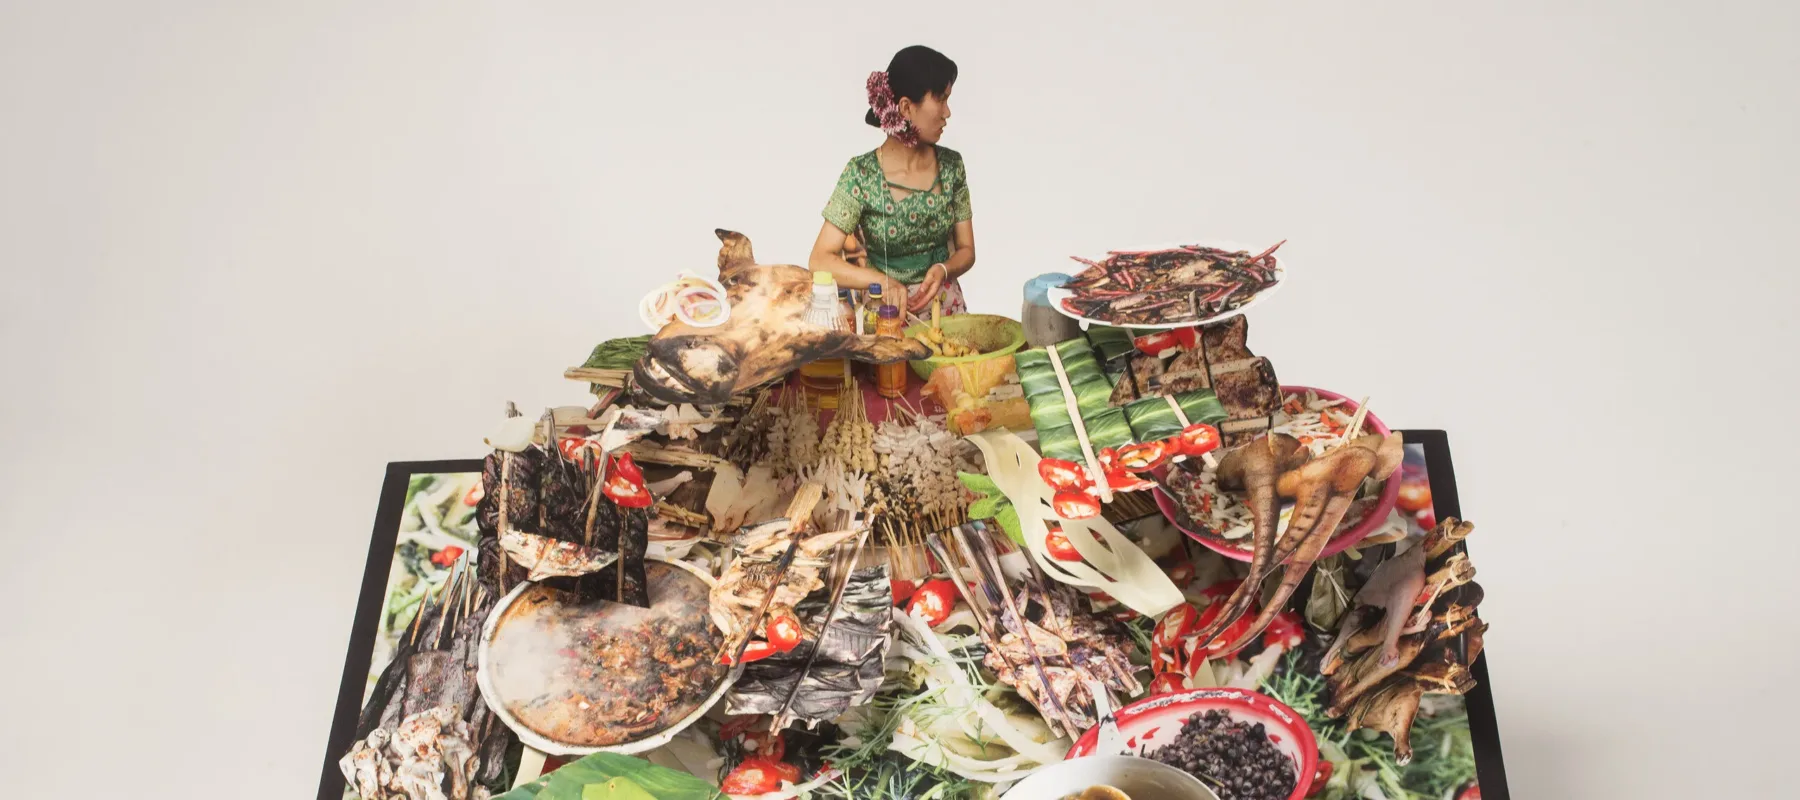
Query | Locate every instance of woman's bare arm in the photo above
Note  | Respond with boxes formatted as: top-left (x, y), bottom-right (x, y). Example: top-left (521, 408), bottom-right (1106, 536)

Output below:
top-left (809, 221), bottom-right (895, 291)
top-left (943, 220), bottom-right (976, 279)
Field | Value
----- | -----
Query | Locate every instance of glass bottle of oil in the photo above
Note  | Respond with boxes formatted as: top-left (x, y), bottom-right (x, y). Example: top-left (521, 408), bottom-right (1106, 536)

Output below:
top-left (798, 271), bottom-right (846, 409)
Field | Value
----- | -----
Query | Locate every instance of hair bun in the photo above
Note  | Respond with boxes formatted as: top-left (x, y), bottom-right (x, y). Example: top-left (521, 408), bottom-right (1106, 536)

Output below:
top-left (864, 108), bottom-right (880, 127)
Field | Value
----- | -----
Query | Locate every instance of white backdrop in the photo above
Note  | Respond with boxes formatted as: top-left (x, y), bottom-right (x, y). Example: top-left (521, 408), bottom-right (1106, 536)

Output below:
top-left (2, 2), bottom-right (1796, 797)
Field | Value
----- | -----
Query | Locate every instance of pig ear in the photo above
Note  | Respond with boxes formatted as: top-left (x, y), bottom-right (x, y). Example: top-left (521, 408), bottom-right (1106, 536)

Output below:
top-left (714, 228), bottom-right (756, 274)
top-left (839, 333), bottom-right (931, 364)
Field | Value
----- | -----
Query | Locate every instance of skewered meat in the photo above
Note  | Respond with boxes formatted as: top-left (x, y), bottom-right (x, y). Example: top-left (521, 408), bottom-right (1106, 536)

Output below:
top-left (631, 230), bottom-right (929, 406)
top-left (924, 524), bottom-right (1140, 737)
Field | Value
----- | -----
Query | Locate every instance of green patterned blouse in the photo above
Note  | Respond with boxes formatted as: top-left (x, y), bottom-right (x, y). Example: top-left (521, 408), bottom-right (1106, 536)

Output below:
top-left (822, 146), bottom-right (972, 286)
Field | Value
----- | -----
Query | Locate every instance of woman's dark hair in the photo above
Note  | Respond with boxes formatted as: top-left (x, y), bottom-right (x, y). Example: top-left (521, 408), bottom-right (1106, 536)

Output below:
top-left (866, 45), bottom-right (957, 127)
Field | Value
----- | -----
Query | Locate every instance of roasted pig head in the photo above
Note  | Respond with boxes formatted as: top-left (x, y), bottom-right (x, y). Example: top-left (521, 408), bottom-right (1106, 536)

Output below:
top-left (633, 230), bottom-right (929, 406)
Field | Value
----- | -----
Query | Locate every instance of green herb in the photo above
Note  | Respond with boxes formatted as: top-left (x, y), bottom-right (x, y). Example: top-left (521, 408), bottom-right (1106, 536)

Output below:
top-left (958, 473), bottom-right (1023, 546)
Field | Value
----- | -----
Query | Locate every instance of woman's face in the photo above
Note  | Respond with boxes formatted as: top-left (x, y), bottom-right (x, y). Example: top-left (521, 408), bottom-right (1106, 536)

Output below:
top-left (902, 84), bottom-right (953, 144)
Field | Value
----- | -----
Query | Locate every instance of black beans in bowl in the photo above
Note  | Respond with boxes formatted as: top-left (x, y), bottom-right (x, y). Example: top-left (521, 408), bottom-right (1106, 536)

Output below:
top-left (1144, 709), bottom-right (1297, 800)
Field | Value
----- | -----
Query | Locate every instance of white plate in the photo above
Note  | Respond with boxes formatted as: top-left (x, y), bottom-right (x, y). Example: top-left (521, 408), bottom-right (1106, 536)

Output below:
top-left (476, 557), bottom-right (733, 757)
top-left (999, 754), bottom-right (1218, 800)
top-left (1046, 240), bottom-right (1287, 330)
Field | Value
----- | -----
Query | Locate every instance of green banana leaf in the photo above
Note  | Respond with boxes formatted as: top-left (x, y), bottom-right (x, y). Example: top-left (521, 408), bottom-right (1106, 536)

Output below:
top-left (493, 752), bottom-right (717, 800)
top-left (1124, 390), bottom-right (1227, 442)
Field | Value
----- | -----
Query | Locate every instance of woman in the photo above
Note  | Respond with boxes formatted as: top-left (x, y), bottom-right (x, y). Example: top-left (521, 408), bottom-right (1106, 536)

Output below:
top-left (809, 45), bottom-right (974, 316)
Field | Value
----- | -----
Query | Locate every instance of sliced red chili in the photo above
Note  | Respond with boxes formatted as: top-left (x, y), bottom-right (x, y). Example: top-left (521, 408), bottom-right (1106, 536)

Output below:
top-left (739, 729), bottom-right (785, 762)
top-left (1116, 440), bottom-right (1171, 472)
top-left (1194, 601), bottom-right (1254, 660)
top-left (765, 613), bottom-right (804, 653)
top-left (603, 456), bottom-right (653, 508)
top-left (1052, 489), bottom-right (1102, 519)
top-left (721, 759), bottom-right (782, 794)
top-left (462, 484), bottom-right (484, 506)
top-left (907, 580), bottom-right (958, 626)
top-left (890, 579), bottom-right (918, 606)
top-left (556, 437), bottom-right (584, 461)
top-left (1166, 560), bottom-right (1196, 588)
top-left (1148, 671), bottom-right (1188, 695)
top-left (1175, 423), bottom-right (1221, 458)
top-left (770, 761), bottom-right (801, 784)
top-left (1133, 331), bottom-right (1182, 356)
top-left (611, 452), bottom-right (645, 484)
top-left (720, 641), bottom-right (779, 666)
top-left (1037, 458), bottom-right (1093, 491)
top-left (1264, 610), bottom-right (1306, 649)
top-left (1045, 528), bottom-right (1083, 561)
top-left (1308, 760), bottom-right (1336, 798)
top-left (429, 546), bottom-right (465, 567)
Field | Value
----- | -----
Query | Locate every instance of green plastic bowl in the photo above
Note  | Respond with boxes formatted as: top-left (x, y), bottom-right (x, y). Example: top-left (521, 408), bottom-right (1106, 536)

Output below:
top-left (902, 314), bottom-right (1027, 381)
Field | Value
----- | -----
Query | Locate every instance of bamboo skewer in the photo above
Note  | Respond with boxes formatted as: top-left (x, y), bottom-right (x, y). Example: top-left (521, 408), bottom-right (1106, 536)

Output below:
top-left (1046, 345), bottom-right (1112, 502)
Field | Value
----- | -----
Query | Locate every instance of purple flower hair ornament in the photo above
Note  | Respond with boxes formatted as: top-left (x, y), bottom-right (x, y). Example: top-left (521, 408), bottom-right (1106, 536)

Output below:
top-left (867, 71), bottom-right (920, 146)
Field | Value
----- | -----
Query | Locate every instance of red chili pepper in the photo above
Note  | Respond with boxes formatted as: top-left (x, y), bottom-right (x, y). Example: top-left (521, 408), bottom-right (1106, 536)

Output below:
top-left (739, 730), bottom-right (785, 762)
top-left (1097, 448), bottom-right (1156, 491)
top-left (1153, 603), bottom-right (1199, 651)
top-left (1116, 440), bottom-right (1171, 472)
top-left (1175, 423), bottom-right (1221, 458)
top-left (462, 484), bottom-right (483, 506)
top-left (603, 455), bottom-right (653, 508)
top-left (765, 613), bottom-right (804, 653)
top-left (770, 761), bottom-right (801, 784)
top-left (1455, 783), bottom-right (1481, 800)
top-left (1416, 508), bottom-right (1437, 531)
top-left (1198, 578), bottom-right (1244, 606)
top-left (718, 714), bottom-right (761, 739)
top-left (1166, 561), bottom-right (1196, 589)
top-left (1194, 601), bottom-right (1255, 661)
top-left (908, 580), bottom-right (958, 626)
top-left (557, 437), bottom-right (589, 461)
top-left (1308, 760), bottom-right (1336, 798)
top-left (719, 641), bottom-right (780, 665)
top-left (1052, 489), bottom-right (1102, 519)
top-left (429, 546), bottom-right (465, 567)
top-left (1037, 458), bottom-right (1092, 492)
top-left (611, 452), bottom-right (645, 484)
top-left (1045, 528), bottom-right (1083, 561)
top-left (1148, 671), bottom-right (1188, 695)
top-left (1133, 331), bottom-right (1182, 356)
top-left (1264, 611), bottom-right (1306, 649)
top-left (1172, 326), bottom-right (1200, 351)
top-left (721, 759), bottom-right (783, 794)
top-left (890, 579), bottom-right (918, 606)
top-left (1397, 480), bottom-right (1433, 513)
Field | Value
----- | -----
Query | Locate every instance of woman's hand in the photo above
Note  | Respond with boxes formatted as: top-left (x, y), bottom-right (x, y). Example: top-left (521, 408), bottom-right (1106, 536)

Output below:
top-left (908, 264), bottom-right (949, 313)
top-left (842, 234), bottom-right (868, 268)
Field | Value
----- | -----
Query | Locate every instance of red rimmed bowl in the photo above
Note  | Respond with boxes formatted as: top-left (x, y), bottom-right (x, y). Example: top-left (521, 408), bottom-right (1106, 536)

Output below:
top-left (1069, 688), bottom-right (1318, 800)
top-left (1154, 386), bottom-right (1400, 562)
